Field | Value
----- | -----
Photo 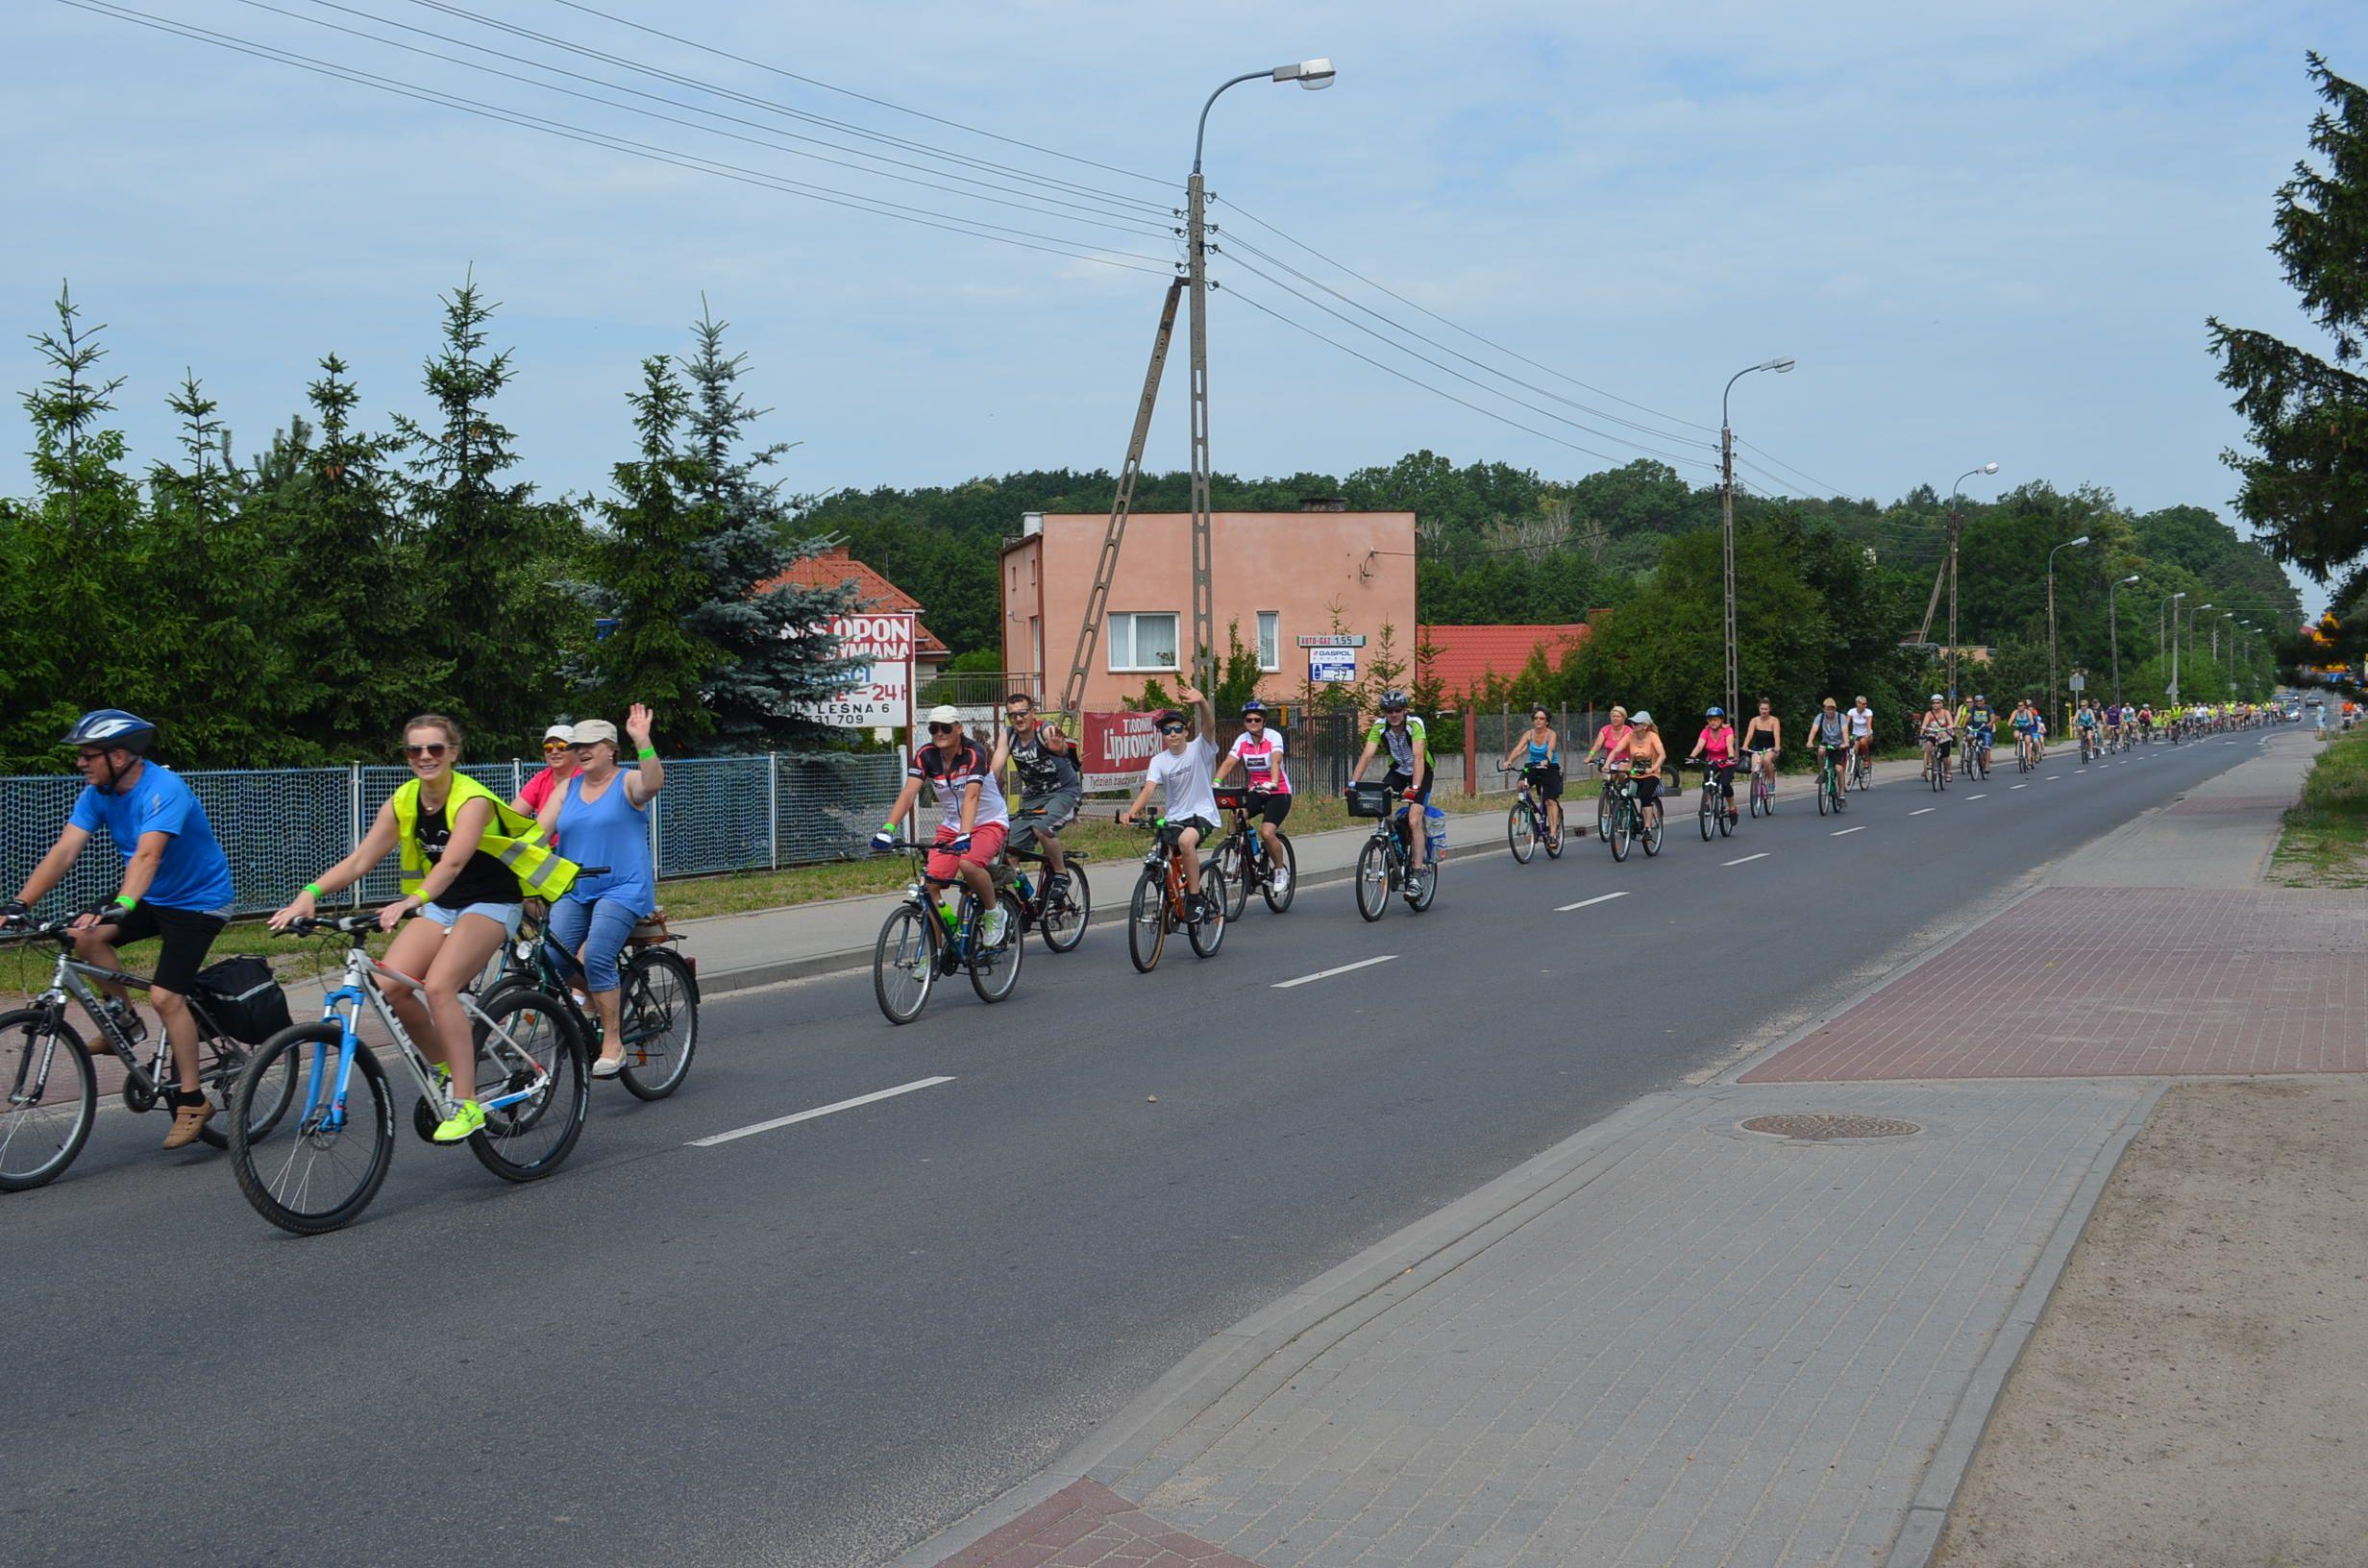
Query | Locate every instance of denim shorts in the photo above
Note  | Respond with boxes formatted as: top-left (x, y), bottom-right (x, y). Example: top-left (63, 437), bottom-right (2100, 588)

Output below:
top-left (421, 899), bottom-right (524, 938)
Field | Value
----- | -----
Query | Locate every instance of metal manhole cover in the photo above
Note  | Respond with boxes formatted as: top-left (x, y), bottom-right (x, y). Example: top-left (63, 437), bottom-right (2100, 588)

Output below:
top-left (1739, 1113), bottom-right (1922, 1141)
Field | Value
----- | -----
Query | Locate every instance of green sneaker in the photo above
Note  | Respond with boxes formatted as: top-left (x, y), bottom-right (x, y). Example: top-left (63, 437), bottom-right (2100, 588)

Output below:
top-left (431, 1099), bottom-right (486, 1144)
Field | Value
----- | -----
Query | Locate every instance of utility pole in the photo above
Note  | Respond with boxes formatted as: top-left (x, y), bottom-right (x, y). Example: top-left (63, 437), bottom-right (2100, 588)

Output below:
top-left (1185, 169), bottom-right (1215, 691)
top-left (2046, 535), bottom-right (2088, 734)
top-left (2109, 575), bottom-right (2137, 704)
top-left (1946, 510), bottom-right (1961, 702)
top-left (2169, 598), bottom-right (2182, 704)
top-left (1720, 426), bottom-right (1738, 721)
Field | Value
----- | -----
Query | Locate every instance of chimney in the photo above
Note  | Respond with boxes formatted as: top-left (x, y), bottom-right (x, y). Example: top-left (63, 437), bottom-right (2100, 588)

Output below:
top-left (1298, 495), bottom-right (1348, 512)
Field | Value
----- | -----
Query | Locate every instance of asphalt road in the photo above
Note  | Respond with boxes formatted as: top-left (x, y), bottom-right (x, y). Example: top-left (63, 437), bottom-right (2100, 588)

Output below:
top-left (0, 731), bottom-right (2277, 1567)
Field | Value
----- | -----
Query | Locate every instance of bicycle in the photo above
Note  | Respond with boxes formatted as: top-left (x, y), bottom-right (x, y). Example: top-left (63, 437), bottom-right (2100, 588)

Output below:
top-left (1348, 783), bottom-right (1440, 918)
top-left (1210, 788), bottom-right (1295, 917)
top-left (228, 913), bottom-right (585, 1235)
top-left (2016, 731), bottom-right (2037, 772)
top-left (1596, 770), bottom-right (1664, 862)
top-left (1814, 748), bottom-right (1850, 816)
top-left (870, 843), bottom-right (1025, 1023)
top-left (1849, 744), bottom-right (1874, 792)
top-left (1001, 806), bottom-right (1093, 952)
top-left (1124, 817), bottom-right (1227, 969)
top-left (1747, 753), bottom-right (1777, 818)
top-left (1966, 731), bottom-right (1993, 780)
top-left (0, 917), bottom-right (298, 1191)
top-left (1695, 763), bottom-right (1738, 841)
top-left (2078, 727), bottom-right (2096, 764)
top-left (1499, 769), bottom-right (1562, 864)
top-left (1921, 734), bottom-right (1952, 792)
top-left (484, 899), bottom-right (699, 1101)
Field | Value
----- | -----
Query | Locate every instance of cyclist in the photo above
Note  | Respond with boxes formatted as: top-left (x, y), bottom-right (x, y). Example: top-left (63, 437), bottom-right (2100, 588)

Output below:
top-left (1919, 695), bottom-right (1957, 779)
top-left (1685, 706), bottom-right (1739, 822)
top-left (1742, 698), bottom-right (1782, 800)
top-left (532, 707), bottom-right (664, 1080)
top-left (2075, 699), bottom-right (2101, 759)
top-left (1965, 695), bottom-right (1996, 773)
top-left (1847, 696), bottom-right (1877, 782)
top-left (4, 710), bottom-right (235, 1150)
top-left (996, 691), bottom-right (1082, 900)
top-left (874, 704), bottom-right (1013, 948)
top-left (1607, 711), bottom-right (1668, 831)
top-left (1350, 691), bottom-right (1436, 887)
top-left (1120, 682), bottom-right (1221, 922)
top-left (273, 714), bottom-right (577, 1143)
top-left (1582, 704), bottom-right (1634, 837)
top-left (1809, 698), bottom-right (1851, 797)
top-left (512, 722), bottom-right (580, 817)
top-left (1498, 706), bottom-right (1565, 845)
top-left (1214, 698), bottom-right (1294, 892)
top-left (2009, 699), bottom-right (2040, 766)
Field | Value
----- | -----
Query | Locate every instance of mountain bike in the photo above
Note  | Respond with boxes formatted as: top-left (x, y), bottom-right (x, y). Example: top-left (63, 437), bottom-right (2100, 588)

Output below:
top-left (1500, 769), bottom-right (1562, 863)
top-left (2016, 731), bottom-right (2037, 772)
top-left (1967, 731), bottom-right (1993, 779)
top-left (1124, 818), bottom-right (1227, 970)
top-left (1849, 744), bottom-right (1873, 792)
top-left (0, 917), bottom-right (298, 1191)
top-left (1210, 788), bottom-right (1295, 917)
top-left (1747, 752), bottom-right (1777, 818)
top-left (228, 914), bottom-right (584, 1235)
top-left (871, 844), bottom-right (1025, 1023)
top-left (1001, 805), bottom-right (1093, 952)
top-left (1348, 783), bottom-right (1439, 918)
top-left (1599, 771), bottom-right (1663, 862)
top-left (1815, 747), bottom-right (1850, 816)
top-left (2078, 727), bottom-right (2095, 764)
top-left (483, 899), bottom-right (698, 1102)
top-left (1696, 764), bottom-right (1738, 840)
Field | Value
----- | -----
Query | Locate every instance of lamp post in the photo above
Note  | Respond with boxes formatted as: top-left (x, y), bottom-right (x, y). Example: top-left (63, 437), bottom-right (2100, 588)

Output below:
top-left (2108, 574), bottom-right (2139, 703)
top-left (2165, 591), bottom-right (2187, 702)
top-left (1942, 462), bottom-right (2000, 703)
top-left (2047, 535), bottom-right (2089, 733)
top-left (2187, 602), bottom-right (2212, 679)
top-left (1184, 58), bottom-right (1334, 685)
top-left (1718, 356), bottom-right (1795, 719)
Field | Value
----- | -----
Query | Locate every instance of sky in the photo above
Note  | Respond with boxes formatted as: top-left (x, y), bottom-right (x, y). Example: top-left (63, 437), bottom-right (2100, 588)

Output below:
top-left (7, 0), bottom-right (2363, 617)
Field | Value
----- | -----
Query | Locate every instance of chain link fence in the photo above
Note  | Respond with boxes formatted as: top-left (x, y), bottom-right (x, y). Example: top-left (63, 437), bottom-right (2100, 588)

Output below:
top-left (3, 751), bottom-right (906, 919)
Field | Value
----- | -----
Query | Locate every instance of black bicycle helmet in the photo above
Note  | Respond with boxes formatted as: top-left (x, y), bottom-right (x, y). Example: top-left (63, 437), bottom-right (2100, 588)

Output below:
top-left (1380, 689), bottom-right (1409, 712)
top-left (62, 709), bottom-right (157, 754)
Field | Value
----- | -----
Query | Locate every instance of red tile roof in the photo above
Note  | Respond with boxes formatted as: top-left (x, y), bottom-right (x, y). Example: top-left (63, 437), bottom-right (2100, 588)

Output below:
top-left (757, 549), bottom-right (949, 658)
top-left (1417, 624), bottom-right (1590, 697)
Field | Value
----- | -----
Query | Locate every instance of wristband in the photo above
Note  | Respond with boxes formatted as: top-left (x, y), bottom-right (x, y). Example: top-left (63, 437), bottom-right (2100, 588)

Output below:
top-left (112, 894), bottom-right (138, 912)
top-left (637, 746), bottom-right (657, 760)
top-left (304, 882), bottom-right (324, 899)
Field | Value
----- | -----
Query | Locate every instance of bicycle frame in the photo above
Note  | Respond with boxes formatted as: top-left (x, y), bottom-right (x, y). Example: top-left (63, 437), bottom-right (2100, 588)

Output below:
top-left (5, 934), bottom-right (217, 1106)
top-left (299, 938), bottom-right (553, 1134)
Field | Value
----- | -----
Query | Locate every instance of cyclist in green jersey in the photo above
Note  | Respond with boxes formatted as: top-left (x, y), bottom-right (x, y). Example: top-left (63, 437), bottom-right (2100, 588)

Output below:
top-left (1349, 691), bottom-right (1435, 888)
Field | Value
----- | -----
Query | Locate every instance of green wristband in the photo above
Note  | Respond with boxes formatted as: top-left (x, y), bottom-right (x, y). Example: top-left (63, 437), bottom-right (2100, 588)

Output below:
top-left (637, 747), bottom-right (658, 760)
top-left (112, 894), bottom-right (138, 912)
top-left (304, 882), bottom-right (324, 899)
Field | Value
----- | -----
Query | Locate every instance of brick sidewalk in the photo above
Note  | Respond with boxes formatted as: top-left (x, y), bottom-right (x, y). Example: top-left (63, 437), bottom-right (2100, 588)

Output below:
top-left (941, 1480), bottom-right (1255, 1567)
top-left (1740, 886), bottom-right (2368, 1083)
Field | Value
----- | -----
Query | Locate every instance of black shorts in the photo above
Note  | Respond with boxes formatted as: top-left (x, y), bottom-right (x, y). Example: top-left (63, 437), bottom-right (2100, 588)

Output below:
top-left (1523, 763), bottom-right (1564, 800)
top-left (1246, 791), bottom-right (1293, 825)
top-left (1383, 768), bottom-right (1432, 805)
top-left (1633, 774), bottom-right (1663, 807)
top-left (94, 902), bottom-right (228, 995)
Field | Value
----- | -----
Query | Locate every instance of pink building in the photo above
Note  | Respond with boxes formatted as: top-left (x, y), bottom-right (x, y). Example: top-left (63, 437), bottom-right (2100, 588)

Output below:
top-left (1000, 503), bottom-right (1418, 713)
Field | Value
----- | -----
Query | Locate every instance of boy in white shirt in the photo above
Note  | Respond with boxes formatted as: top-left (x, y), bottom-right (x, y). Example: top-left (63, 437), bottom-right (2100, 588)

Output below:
top-left (1120, 681), bottom-right (1219, 922)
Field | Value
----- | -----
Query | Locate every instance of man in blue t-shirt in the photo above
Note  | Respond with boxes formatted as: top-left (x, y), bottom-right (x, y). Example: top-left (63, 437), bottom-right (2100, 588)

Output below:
top-left (4, 711), bottom-right (236, 1149)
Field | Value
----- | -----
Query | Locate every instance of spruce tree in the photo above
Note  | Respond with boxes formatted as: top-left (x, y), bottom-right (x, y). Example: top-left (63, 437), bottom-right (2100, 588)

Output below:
top-left (582, 355), bottom-right (717, 722)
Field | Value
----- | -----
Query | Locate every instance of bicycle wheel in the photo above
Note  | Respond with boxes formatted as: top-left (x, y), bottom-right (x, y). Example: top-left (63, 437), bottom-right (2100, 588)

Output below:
top-left (1127, 870), bottom-right (1169, 971)
top-left (231, 1023), bottom-right (392, 1236)
top-left (616, 947), bottom-right (698, 1100)
top-left (1213, 840), bottom-right (1251, 920)
top-left (1355, 839), bottom-right (1391, 921)
top-left (1717, 791), bottom-right (1736, 836)
top-left (1542, 811), bottom-right (1565, 859)
top-left (1406, 857), bottom-right (1439, 913)
top-left (1595, 790), bottom-right (1613, 841)
top-left (1262, 834), bottom-right (1297, 911)
top-left (0, 1009), bottom-right (95, 1192)
top-left (1698, 789), bottom-right (1714, 841)
top-left (1642, 802), bottom-right (1664, 857)
top-left (467, 991), bottom-right (585, 1183)
top-left (1508, 798), bottom-right (1536, 863)
top-left (1817, 772), bottom-right (1832, 815)
top-left (970, 891), bottom-right (1026, 1002)
top-left (1040, 864), bottom-right (1091, 953)
top-left (873, 903), bottom-right (937, 1024)
top-left (195, 1031), bottom-right (298, 1151)
top-left (1609, 800), bottom-right (1632, 862)
top-left (1189, 870), bottom-right (1228, 956)
top-left (1937, 756), bottom-right (1950, 791)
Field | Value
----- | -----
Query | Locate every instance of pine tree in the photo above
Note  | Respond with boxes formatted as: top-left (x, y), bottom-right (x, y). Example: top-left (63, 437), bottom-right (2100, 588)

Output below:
top-left (582, 355), bottom-right (716, 720)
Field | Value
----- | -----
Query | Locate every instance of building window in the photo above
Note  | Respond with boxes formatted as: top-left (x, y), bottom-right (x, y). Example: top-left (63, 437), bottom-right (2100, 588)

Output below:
top-left (1257, 611), bottom-right (1280, 672)
top-left (1108, 611), bottom-right (1179, 672)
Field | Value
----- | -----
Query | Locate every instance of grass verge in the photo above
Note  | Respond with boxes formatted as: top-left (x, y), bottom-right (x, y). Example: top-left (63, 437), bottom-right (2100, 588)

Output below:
top-left (2270, 731), bottom-right (2368, 888)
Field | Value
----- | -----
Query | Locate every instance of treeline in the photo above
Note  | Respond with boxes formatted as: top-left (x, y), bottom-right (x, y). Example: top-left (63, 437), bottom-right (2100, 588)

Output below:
top-left (0, 282), bottom-right (858, 775)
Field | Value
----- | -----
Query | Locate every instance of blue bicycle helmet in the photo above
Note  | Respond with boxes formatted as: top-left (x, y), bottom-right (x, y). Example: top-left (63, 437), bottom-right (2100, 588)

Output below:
top-left (1241, 698), bottom-right (1267, 717)
top-left (62, 709), bottom-right (157, 754)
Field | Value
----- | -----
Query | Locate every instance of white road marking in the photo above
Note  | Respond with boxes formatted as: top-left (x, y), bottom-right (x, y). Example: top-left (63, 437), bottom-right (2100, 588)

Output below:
top-left (1272, 955), bottom-right (1397, 990)
top-left (1723, 852), bottom-right (1769, 866)
top-left (2045, 774), bottom-right (2060, 780)
top-left (1965, 793), bottom-right (1987, 799)
top-left (691, 1076), bottom-right (956, 1147)
top-left (1910, 807), bottom-right (1936, 816)
top-left (2010, 783), bottom-right (2028, 790)
top-left (1557, 891), bottom-right (1633, 913)
top-left (1831, 825), bottom-right (1866, 837)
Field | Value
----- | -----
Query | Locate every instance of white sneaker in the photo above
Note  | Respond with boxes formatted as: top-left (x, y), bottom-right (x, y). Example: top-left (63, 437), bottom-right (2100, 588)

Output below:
top-left (1270, 867), bottom-right (1291, 894)
top-left (976, 908), bottom-right (1010, 947)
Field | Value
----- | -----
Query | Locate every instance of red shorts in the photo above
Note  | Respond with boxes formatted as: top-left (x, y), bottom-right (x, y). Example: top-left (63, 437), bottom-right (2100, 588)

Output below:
top-left (926, 821), bottom-right (1006, 883)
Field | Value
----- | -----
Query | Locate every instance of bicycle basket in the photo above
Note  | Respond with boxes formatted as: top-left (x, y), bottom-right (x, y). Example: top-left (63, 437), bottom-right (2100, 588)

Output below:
top-left (191, 954), bottom-right (293, 1044)
top-left (1212, 786), bottom-right (1246, 812)
top-left (1344, 782), bottom-right (1392, 819)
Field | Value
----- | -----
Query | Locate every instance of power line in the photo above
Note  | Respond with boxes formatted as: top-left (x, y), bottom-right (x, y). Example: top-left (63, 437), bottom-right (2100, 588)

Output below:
top-left (1732, 435), bottom-right (1852, 499)
top-left (57, 0), bottom-right (1178, 276)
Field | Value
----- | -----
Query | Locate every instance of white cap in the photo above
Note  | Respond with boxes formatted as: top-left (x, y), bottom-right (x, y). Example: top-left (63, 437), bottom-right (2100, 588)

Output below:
top-left (925, 704), bottom-right (962, 725)
top-left (566, 719), bottom-right (619, 747)
top-left (1629, 710), bottom-right (1653, 725)
top-left (543, 723), bottom-right (574, 742)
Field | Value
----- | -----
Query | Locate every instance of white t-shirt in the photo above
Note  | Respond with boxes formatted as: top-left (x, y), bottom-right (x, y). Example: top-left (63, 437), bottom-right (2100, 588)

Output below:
top-left (1144, 735), bottom-right (1220, 823)
top-left (1847, 706), bottom-right (1874, 738)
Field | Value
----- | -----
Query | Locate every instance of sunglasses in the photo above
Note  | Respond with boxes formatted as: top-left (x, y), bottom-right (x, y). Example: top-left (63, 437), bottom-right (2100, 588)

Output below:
top-left (927, 723), bottom-right (956, 735)
top-left (406, 743), bottom-right (449, 759)
top-left (1159, 724), bottom-right (1186, 736)
top-left (1242, 714), bottom-right (1265, 723)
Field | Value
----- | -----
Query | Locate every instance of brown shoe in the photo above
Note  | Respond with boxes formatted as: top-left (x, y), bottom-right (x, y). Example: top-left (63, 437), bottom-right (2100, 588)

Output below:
top-left (161, 1095), bottom-right (216, 1150)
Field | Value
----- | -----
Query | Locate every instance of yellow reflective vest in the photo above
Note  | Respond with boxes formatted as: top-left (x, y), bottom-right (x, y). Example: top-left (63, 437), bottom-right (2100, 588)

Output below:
top-left (388, 772), bottom-right (579, 902)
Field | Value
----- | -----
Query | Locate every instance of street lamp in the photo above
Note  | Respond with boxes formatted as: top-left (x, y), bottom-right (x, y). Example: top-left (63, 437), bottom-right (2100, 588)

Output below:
top-left (1940, 462), bottom-right (2001, 702)
top-left (2047, 535), bottom-right (2089, 732)
top-left (1182, 59), bottom-right (1335, 684)
top-left (2109, 574), bottom-right (2140, 704)
top-left (1718, 356), bottom-right (1796, 719)
top-left (2164, 591), bottom-right (2187, 702)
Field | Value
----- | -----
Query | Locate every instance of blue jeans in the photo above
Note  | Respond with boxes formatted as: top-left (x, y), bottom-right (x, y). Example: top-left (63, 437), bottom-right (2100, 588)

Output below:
top-left (547, 895), bottom-right (642, 993)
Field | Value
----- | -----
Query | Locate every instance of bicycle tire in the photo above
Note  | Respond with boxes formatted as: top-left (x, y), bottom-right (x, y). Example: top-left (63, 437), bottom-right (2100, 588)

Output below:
top-left (1816, 772), bottom-right (1831, 816)
top-left (1355, 839), bottom-right (1391, 921)
top-left (231, 1022), bottom-right (392, 1236)
top-left (1698, 790), bottom-right (1714, 841)
top-left (0, 1009), bottom-right (95, 1192)
top-left (970, 891), bottom-right (1026, 1002)
top-left (1128, 870), bottom-right (1169, 971)
top-left (467, 991), bottom-right (586, 1183)
top-left (1040, 864), bottom-right (1090, 952)
top-left (1609, 800), bottom-right (1632, 862)
top-left (1542, 811), bottom-right (1565, 858)
top-left (1189, 870), bottom-right (1228, 956)
top-left (617, 946), bottom-right (698, 1100)
top-left (1262, 834), bottom-right (1297, 911)
top-left (873, 903), bottom-right (938, 1024)
top-left (195, 1032), bottom-right (298, 1151)
top-left (1717, 793), bottom-right (1736, 836)
top-left (1508, 798), bottom-right (1535, 863)
top-left (1642, 802), bottom-right (1664, 856)
top-left (1213, 840), bottom-right (1251, 920)
top-left (1406, 857), bottom-right (1439, 912)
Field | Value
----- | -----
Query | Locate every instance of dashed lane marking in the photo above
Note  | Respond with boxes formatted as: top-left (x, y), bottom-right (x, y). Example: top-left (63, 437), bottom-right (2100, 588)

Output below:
top-left (690, 1076), bottom-right (956, 1147)
top-left (1831, 825), bottom-right (1867, 837)
top-left (1273, 955), bottom-right (1397, 990)
top-left (1557, 891), bottom-right (1633, 913)
top-left (1965, 794), bottom-right (1987, 799)
top-left (1723, 852), bottom-right (1769, 866)
top-left (1910, 808), bottom-right (1936, 816)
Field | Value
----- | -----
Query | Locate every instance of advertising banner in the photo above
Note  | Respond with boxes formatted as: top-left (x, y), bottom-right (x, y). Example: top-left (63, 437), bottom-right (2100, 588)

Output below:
top-left (1309, 647), bottom-right (1358, 684)
top-left (1080, 710), bottom-right (1162, 791)
top-left (804, 612), bottom-right (914, 729)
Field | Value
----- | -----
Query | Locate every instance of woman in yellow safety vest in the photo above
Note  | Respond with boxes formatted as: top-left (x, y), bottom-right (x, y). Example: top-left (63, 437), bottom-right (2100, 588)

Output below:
top-left (273, 713), bottom-right (576, 1142)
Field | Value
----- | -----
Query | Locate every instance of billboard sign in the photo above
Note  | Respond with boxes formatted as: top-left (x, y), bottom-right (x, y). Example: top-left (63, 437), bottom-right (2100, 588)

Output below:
top-left (805, 612), bottom-right (914, 729)
top-left (1080, 710), bottom-right (1162, 791)
top-left (1309, 647), bottom-right (1358, 684)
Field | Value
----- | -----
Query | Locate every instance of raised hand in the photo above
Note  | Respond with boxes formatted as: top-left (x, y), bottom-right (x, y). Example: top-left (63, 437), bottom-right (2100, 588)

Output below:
top-left (626, 703), bottom-right (655, 748)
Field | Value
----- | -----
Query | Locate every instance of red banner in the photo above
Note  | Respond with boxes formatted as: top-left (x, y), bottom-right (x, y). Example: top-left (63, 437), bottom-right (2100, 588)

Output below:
top-left (1080, 710), bottom-right (1161, 790)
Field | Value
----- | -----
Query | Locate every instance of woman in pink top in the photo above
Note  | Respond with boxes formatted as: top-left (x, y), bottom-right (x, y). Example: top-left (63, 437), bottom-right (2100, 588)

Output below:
top-left (1213, 698), bottom-right (1294, 894)
top-left (1580, 705), bottom-right (1632, 840)
top-left (1686, 706), bottom-right (1740, 823)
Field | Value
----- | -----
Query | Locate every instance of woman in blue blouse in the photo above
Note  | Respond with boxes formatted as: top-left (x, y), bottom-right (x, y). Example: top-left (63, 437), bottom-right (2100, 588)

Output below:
top-left (534, 703), bottom-right (666, 1078)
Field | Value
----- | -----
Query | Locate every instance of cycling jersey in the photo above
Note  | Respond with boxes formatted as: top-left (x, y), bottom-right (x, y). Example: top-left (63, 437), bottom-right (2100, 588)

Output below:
top-left (1698, 726), bottom-right (1738, 765)
top-left (67, 761), bottom-right (234, 913)
top-left (1006, 729), bottom-right (1079, 796)
top-left (910, 740), bottom-right (1010, 831)
top-left (1228, 729), bottom-right (1292, 795)
top-left (1367, 716), bottom-right (1430, 773)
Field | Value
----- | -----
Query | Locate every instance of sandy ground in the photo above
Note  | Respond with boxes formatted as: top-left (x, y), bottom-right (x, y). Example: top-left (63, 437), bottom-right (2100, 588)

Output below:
top-left (1935, 1079), bottom-right (2368, 1568)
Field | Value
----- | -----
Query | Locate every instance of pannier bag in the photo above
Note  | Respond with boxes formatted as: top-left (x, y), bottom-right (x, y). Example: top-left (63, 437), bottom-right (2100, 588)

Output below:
top-left (192, 955), bottom-right (294, 1044)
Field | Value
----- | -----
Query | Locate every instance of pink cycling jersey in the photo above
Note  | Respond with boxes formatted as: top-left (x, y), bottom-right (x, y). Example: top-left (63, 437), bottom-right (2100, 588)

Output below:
top-left (1227, 730), bottom-right (1292, 795)
top-left (1698, 726), bottom-right (1737, 765)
